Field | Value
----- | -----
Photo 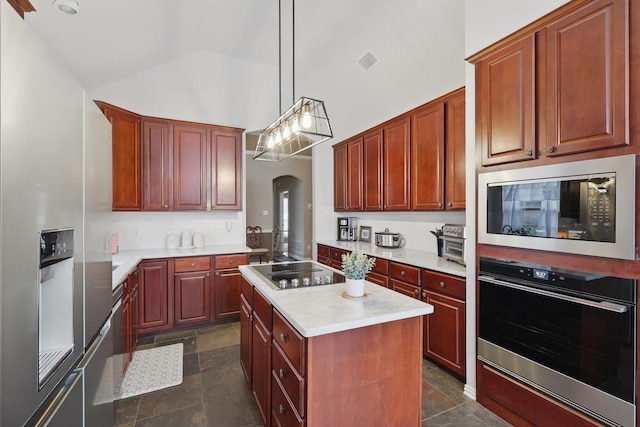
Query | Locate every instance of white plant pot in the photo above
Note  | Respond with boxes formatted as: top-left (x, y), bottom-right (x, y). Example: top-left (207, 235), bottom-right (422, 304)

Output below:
top-left (345, 278), bottom-right (365, 297)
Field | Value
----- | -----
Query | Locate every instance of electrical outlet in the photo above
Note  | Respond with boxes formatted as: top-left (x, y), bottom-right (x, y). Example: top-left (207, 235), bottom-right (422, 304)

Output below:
top-left (133, 229), bottom-right (139, 238)
top-left (263, 210), bottom-right (269, 216)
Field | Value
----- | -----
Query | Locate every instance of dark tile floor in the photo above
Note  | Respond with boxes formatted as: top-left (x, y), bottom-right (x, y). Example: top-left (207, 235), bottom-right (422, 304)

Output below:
top-left (114, 322), bottom-right (511, 427)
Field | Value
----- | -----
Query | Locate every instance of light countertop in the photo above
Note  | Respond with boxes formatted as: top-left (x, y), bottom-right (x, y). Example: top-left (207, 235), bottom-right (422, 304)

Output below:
top-left (315, 240), bottom-right (466, 278)
top-left (111, 244), bottom-right (252, 290)
top-left (240, 261), bottom-right (434, 338)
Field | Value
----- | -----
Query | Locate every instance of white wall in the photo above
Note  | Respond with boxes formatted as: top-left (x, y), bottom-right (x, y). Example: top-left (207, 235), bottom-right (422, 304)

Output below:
top-left (463, 0), bottom-right (571, 398)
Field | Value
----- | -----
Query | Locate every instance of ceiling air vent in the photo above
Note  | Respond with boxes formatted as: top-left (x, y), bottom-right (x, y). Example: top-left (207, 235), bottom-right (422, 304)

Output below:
top-left (358, 51), bottom-right (378, 71)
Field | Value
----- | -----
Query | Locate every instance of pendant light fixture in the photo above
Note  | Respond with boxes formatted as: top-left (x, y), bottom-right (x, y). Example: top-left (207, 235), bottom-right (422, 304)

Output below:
top-left (254, 0), bottom-right (332, 161)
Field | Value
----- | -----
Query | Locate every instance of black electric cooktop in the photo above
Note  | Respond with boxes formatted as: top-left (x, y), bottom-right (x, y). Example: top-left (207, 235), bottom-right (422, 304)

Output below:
top-left (251, 261), bottom-right (345, 290)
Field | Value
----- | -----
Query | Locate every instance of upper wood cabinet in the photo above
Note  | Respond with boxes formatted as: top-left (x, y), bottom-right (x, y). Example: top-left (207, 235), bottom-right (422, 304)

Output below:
top-left (96, 102), bottom-right (142, 211)
top-left (363, 129), bottom-right (384, 211)
top-left (142, 119), bottom-right (172, 211)
top-left (475, 34), bottom-right (536, 166)
top-left (333, 142), bottom-right (348, 211)
top-left (210, 129), bottom-right (243, 210)
top-left (545, 0), bottom-right (628, 156)
top-left (445, 89), bottom-right (466, 210)
top-left (383, 117), bottom-right (411, 211)
top-left (346, 137), bottom-right (364, 211)
top-left (411, 103), bottom-right (445, 210)
top-left (473, 0), bottom-right (630, 166)
top-left (173, 124), bottom-right (207, 210)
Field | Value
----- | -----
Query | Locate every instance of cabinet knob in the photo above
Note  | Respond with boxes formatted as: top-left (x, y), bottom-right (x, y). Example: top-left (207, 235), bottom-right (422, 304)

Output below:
top-left (206, 273), bottom-right (210, 277)
top-left (245, 311), bottom-right (250, 319)
top-left (440, 281), bottom-right (446, 288)
top-left (525, 150), bottom-right (533, 156)
top-left (400, 271), bottom-right (406, 276)
top-left (279, 368), bottom-right (286, 378)
top-left (163, 204), bottom-right (169, 208)
top-left (545, 146), bottom-right (554, 154)
top-left (191, 262), bottom-right (195, 267)
top-left (421, 291), bottom-right (426, 298)
top-left (215, 272), bottom-right (220, 277)
top-left (279, 404), bottom-right (285, 415)
top-left (447, 202), bottom-right (452, 207)
top-left (279, 332), bottom-right (287, 342)
top-left (438, 203), bottom-right (442, 208)
top-left (414, 288), bottom-right (419, 296)
top-left (229, 260), bottom-right (235, 264)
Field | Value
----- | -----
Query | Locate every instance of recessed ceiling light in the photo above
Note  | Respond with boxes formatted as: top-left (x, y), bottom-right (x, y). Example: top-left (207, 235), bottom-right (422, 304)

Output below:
top-left (53, 0), bottom-right (79, 15)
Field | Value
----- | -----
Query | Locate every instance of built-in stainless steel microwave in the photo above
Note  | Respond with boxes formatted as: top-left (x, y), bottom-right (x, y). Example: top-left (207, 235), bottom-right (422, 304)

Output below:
top-left (478, 154), bottom-right (636, 260)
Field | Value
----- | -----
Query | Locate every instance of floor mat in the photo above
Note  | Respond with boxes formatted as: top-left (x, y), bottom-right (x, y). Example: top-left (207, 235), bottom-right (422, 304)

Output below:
top-left (116, 343), bottom-right (183, 400)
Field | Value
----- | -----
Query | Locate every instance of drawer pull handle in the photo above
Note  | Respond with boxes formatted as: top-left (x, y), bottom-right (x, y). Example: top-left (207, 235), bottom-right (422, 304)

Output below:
top-left (279, 332), bottom-right (287, 342)
top-left (401, 271), bottom-right (406, 276)
top-left (440, 281), bottom-right (446, 288)
top-left (279, 368), bottom-right (286, 378)
top-left (279, 404), bottom-right (285, 414)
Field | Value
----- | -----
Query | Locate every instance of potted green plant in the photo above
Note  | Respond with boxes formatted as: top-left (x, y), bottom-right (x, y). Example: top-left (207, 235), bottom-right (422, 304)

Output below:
top-left (341, 249), bottom-right (376, 297)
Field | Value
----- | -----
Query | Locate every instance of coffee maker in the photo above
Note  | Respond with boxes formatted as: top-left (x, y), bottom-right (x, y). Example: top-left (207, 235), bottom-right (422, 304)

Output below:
top-left (337, 217), bottom-right (358, 241)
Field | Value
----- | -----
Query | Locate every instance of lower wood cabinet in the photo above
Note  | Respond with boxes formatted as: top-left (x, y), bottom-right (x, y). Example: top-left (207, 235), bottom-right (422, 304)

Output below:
top-left (138, 259), bottom-right (172, 333)
top-left (214, 254), bottom-right (248, 320)
top-left (316, 244), bottom-right (330, 266)
top-left (174, 256), bottom-right (211, 326)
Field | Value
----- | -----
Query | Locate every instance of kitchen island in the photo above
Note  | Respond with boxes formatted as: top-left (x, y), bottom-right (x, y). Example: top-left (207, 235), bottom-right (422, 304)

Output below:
top-left (240, 261), bottom-right (433, 427)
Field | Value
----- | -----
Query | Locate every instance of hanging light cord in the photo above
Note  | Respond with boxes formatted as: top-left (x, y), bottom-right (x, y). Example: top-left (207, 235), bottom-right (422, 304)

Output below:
top-left (277, 0), bottom-right (296, 115)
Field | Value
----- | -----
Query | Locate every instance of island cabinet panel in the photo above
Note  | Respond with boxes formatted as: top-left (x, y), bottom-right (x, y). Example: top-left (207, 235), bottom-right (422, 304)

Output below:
top-left (240, 294), bottom-right (253, 384)
top-left (251, 288), bottom-right (273, 427)
top-left (273, 311), bottom-right (306, 374)
top-left (476, 34), bottom-right (536, 166)
top-left (383, 117), bottom-right (411, 210)
top-left (363, 129), bottom-right (384, 211)
top-left (444, 89), bottom-right (466, 210)
top-left (173, 124), bottom-right (207, 210)
top-left (142, 119), bottom-right (173, 210)
top-left (97, 102), bottom-right (142, 211)
top-left (411, 102), bottom-right (445, 210)
top-left (138, 259), bottom-right (172, 333)
top-left (305, 317), bottom-right (423, 426)
top-left (545, 0), bottom-right (629, 156)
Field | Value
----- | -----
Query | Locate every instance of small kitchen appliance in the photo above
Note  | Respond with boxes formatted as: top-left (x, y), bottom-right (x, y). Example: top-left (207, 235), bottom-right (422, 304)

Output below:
top-left (337, 217), bottom-right (358, 241)
top-left (375, 228), bottom-right (405, 248)
top-left (441, 224), bottom-right (466, 265)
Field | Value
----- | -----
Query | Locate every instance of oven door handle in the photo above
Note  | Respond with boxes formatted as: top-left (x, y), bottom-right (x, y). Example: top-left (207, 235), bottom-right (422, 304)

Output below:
top-left (479, 275), bottom-right (629, 313)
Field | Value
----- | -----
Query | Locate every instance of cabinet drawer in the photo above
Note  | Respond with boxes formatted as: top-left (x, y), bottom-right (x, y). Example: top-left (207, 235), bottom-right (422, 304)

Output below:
top-left (389, 262), bottom-right (420, 286)
top-left (271, 372), bottom-right (304, 427)
top-left (214, 254), bottom-right (247, 269)
top-left (390, 279), bottom-right (421, 299)
top-left (366, 271), bottom-right (389, 288)
top-left (371, 258), bottom-right (388, 275)
top-left (272, 341), bottom-right (305, 417)
top-left (254, 289), bottom-right (272, 331)
top-left (317, 244), bottom-right (330, 259)
top-left (330, 248), bottom-right (346, 263)
top-left (273, 310), bottom-right (305, 374)
top-left (174, 256), bottom-right (211, 273)
top-left (422, 270), bottom-right (465, 300)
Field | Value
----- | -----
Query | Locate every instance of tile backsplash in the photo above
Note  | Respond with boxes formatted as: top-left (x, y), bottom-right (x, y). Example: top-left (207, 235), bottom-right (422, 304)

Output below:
top-left (113, 211), bottom-right (244, 251)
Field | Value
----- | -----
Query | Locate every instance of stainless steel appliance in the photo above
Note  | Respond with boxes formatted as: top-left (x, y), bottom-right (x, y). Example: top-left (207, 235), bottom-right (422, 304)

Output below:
top-left (478, 257), bottom-right (636, 427)
top-left (250, 261), bottom-right (345, 290)
top-left (374, 229), bottom-right (406, 248)
top-left (441, 224), bottom-right (465, 265)
top-left (478, 154), bottom-right (636, 260)
top-left (337, 217), bottom-right (358, 241)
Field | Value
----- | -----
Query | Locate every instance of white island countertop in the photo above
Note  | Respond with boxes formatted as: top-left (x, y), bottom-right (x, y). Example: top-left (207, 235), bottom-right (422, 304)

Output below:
top-left (240, 261), bottom-right (434, 338)
top-left (112, 244), bottom-right (252, 290)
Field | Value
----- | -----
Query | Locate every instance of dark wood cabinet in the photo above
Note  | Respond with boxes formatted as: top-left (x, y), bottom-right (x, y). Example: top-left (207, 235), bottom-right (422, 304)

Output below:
top-left (444, 89), bottom-right (466, 210)
top-left (362, 129), bottom-right (384, 211)
top-left (122, 278), bottom-right (131, 374)
top-left (346, 137), bottom-right (363, 211)
top-left (389, 261), bottom-right (421, 298)
top-left (383, 117), bottom-right (411, 210)
top-left (240, 294), bottom-right (253, 383)
top-left (138, 259), bottom-right (172, 333)
top-left (544, 0), bottom-right (629, 156)
top-left (421, 269), bottom-right (465, 377)
top-left (316, 244), bottom-right (330, 266)
top-left (142, 119), bottom-right (173, 211)
top-left (174, 256), bottom-right (211, 326)
top-left (329, 247), bottom-right (347, 270)
top-left (210, 129), bottom-right (243, 210)
top-left (411, 102), bottom-right (445, 210)
top-left (366, 258), bottom-right (389, 288)
top-left (214, 254), bottom-right (248, 320)
top-left (332, 142), bottom-right (348, 211)
top-left (475, 34), bottom-right (536, 166)
top-left (96, 102), bottom-right (142, 211)
top-left (173, 124), bottom-right (207, 210)
top-left (128, 268), bottom-right (139, 358)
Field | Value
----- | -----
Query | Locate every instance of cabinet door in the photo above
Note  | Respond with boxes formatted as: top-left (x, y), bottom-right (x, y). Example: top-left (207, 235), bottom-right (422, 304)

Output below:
top-left (122, 291), bottom-right (131, 374)
top-left (411, 102), bottom-right (445, 210)
top-left (347, 137), bottom-right (363, 211)
top-left (100, 104), bottom-right (142, 211)
top-left (240, 295), bottom-right (253, 385)
top-left (142, 120), bottom-right (172, 210)
top-left (445, 89), bottom-right (466, 210)
top-left (215, 268), bottom-right (242, 320)
top-left (128, 269), bottom-right (139, 353)
top-left (383, 117), bottom-right (411, 210)
top-left (363, 129), bottom-right (384, 211)
top-left (252, 315), bottom-right (272, 426)
top-left (174, 271), bottom-right (210, 326)
top-left (477, 34), bottom-right (536, 166)
top-left (423, 290), bottom-right (465, 377)
top-left (210, 129), bottom-right (242, 210)
top-left (333, 142), bottom-right (347, 211)
top-left (545, 0), bottom-right (628, 156)
top-left (173, 124), bottom-right (207, 210)
top-left (138, 260), bottom-right (171, 332)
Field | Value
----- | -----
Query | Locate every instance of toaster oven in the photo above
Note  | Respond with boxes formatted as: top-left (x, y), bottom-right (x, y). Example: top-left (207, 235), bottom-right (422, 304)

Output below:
top-left (442, 224), bottom-right (466, 265)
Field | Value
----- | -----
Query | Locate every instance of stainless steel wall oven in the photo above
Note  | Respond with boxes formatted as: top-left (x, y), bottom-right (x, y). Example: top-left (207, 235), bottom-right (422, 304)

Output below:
top-left (478, 257), bottom-right (636, 427)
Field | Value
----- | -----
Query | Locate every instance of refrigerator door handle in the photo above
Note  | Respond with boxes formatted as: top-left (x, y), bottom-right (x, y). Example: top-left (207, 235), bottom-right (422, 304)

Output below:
top-left (33, 369), bottom-right (83, 427)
